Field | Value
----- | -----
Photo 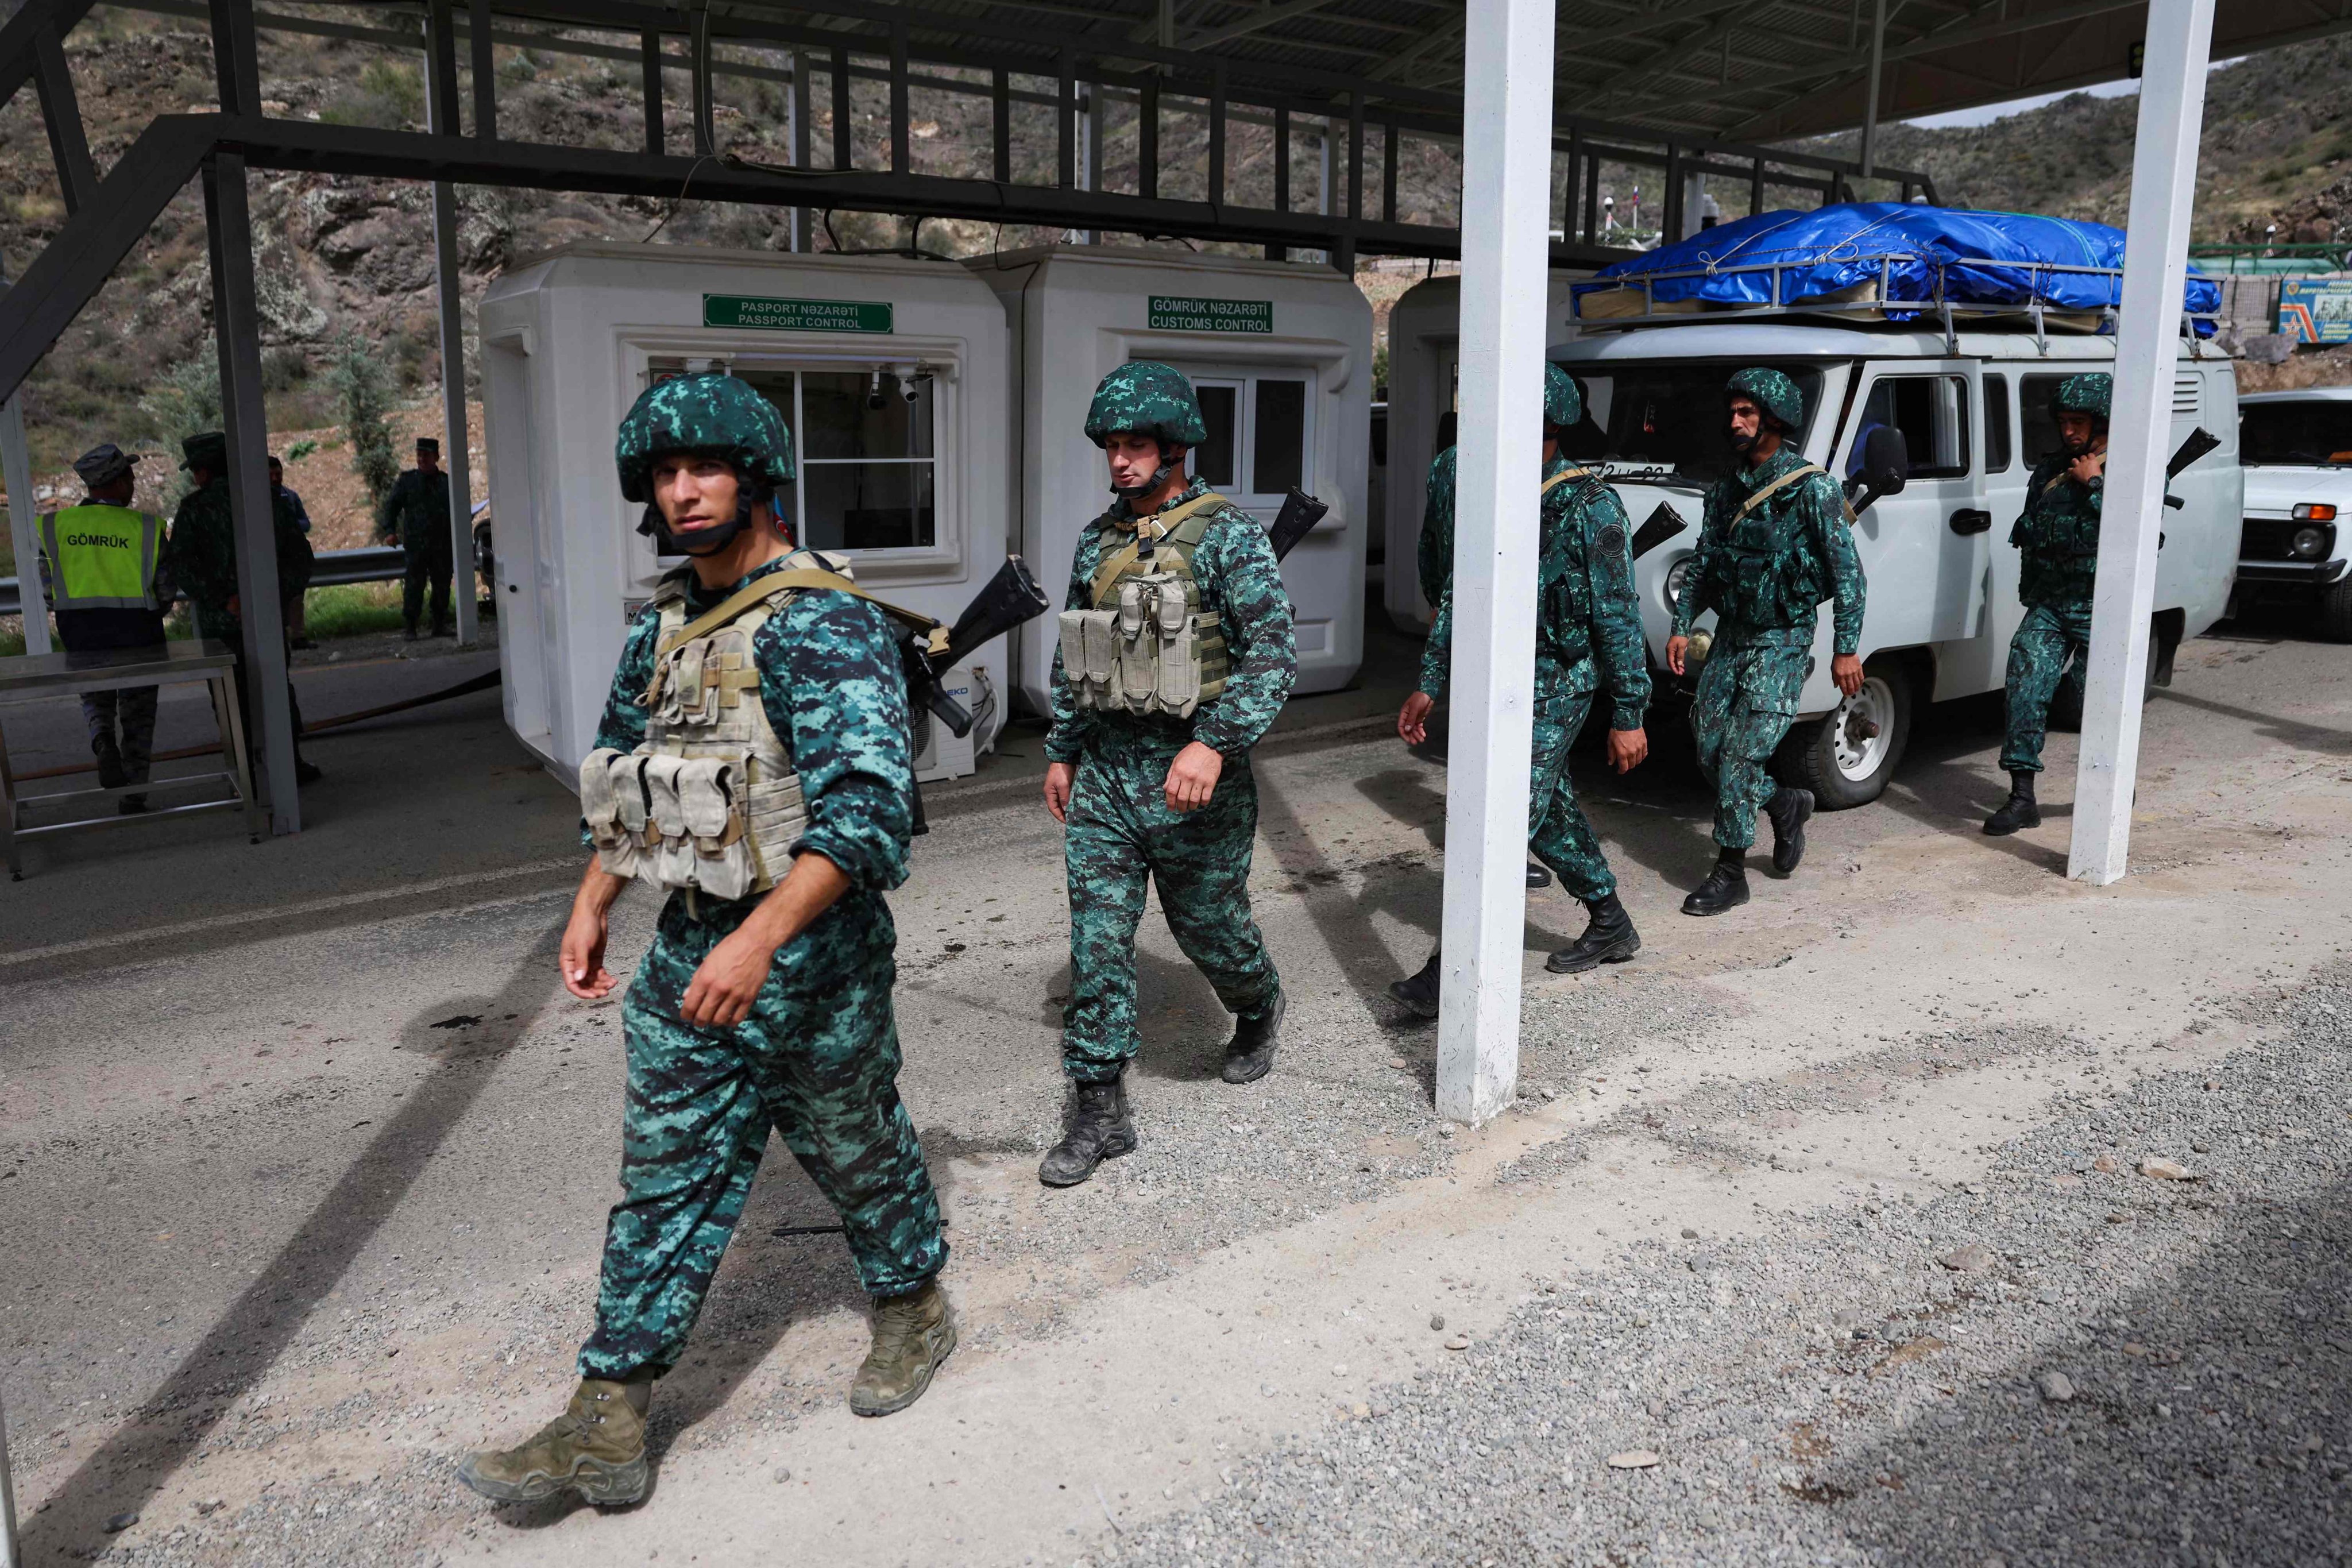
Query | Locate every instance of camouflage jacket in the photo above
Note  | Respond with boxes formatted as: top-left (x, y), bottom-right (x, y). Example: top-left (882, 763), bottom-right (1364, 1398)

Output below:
top-left (161, 476), bottom-right (314, 643)
top-left (1673, 445), bottom-right (1866, 655)
top-left (2011, 453), bottom-right (2102, 609)
top-left (379, 468), bottom-right (451, 550)
top-left (1416, 445), bottom-right (1457, 608)
top-left (1045, 475), bottom-right (1299, 762)
top-left (589, 555), bottom-right (916, 962)
top-left (1419, 453), bottom-right (1652, 732)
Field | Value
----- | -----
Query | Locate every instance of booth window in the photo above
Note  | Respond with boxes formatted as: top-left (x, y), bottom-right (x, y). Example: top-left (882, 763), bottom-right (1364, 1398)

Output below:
top-left (1851, 374), bottom-right (1970, 480)
top-left (725, 368), bottom-right (939, 554)
top-left (1177, 369), bottom-right (1314, 507)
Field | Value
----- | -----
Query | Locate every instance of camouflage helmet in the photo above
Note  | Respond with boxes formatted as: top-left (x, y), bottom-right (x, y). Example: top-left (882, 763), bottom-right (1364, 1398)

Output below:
top-left (1724, 367), bottom-right (1803, 432)
top-left (1544, 363), bottom-right (1582, 430)
top-left (2052, 373), bottom-right (2112, 423)
top-left (614, 373), bottom-right (796, 504)
top-left (1084, 361), bottom-right (1207, 449)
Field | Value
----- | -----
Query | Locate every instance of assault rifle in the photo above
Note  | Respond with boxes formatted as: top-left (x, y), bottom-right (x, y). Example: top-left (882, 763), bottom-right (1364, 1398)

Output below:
top-left (1266, 487), bottom-right (1330, 562)
top-left (2162, 427), bottom-right (2220, 510)
top-left (890, 554), bottom-right (1052, 836)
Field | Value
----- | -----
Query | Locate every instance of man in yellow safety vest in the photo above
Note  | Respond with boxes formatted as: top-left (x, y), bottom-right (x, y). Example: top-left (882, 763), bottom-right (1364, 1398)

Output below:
top-left (38, 443), bottom-right (170, 812)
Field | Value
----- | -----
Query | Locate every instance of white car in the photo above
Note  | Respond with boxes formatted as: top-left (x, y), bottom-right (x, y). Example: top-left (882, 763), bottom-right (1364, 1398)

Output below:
top-left (1550, 320), bottom-right (2243, 806)
top-left (2234, 387), bottom-right (2352, 640)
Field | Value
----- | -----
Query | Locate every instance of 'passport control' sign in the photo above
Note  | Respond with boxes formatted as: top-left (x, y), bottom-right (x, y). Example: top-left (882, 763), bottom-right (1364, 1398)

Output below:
top-left (704, 295), bottom-right (894, 333)
top-left (1148, 295), bottom-right (1273, 334)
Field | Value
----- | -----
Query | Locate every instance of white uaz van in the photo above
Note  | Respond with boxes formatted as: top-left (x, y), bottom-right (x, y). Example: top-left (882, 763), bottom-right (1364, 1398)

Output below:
top-left (1548, 322), bottom-right (2242, 806)
top-left (2233, 387), bottom-right (2352, 640)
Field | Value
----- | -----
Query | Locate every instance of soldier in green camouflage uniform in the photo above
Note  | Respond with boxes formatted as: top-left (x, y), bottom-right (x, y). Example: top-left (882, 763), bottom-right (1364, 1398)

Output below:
top-left (159, 431), bottom-right (321, 785)
top-left (460, 375), bottom-right (951, 1511)
top-left (1389, 366), bottom-right (1652, 1017)
top-left (1986, 373), bottom-right (2110, 835)
top-left (377, 436), bottom-right (455, 638)
top-left (1666, 368), bottom-right (1867, 916)
top-left (1037, 361), bottom-right (1297, 1188)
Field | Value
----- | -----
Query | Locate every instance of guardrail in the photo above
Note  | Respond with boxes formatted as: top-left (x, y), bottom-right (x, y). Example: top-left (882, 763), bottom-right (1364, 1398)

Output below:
top-left (1, 543), bottom-right (409, 619)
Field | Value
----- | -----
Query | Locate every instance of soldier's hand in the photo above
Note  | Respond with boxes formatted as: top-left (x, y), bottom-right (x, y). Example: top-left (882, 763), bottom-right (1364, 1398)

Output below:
top-left (1043, 761), bottom-right (1076, 825)
top-left (560, 902), bottom-right (616, 1001)
top-left (1607, 726), bottom-right (1649, 774)
top-left (1666, 635), bottom-right (1690, 676)
top-left (1832, 652), bottom-right (1866, 697)
top-left (2068, 449), bottom-right (2106, 487)
top-left (1164, 741), bottom-right (1223, 813)
top-left (681, 928), bottom-right (776, 1028)
top-left (1398, 691), bottom-right (1435, 747)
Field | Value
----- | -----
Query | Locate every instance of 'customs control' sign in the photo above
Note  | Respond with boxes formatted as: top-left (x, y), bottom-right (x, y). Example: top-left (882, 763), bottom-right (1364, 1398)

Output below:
top-left (704, 294), bottom-right (894, 333)
top-left (1148, 295), bottom-right (1273, 334)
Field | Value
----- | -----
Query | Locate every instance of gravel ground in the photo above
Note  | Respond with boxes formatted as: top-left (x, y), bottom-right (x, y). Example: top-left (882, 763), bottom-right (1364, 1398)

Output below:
top-left (1098, 967), bottom-right (2352, 1568)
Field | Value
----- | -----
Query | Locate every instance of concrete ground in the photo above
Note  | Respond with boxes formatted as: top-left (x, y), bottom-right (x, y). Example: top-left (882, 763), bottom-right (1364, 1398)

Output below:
top-left (1, 599), bottom-right (2347, 1567)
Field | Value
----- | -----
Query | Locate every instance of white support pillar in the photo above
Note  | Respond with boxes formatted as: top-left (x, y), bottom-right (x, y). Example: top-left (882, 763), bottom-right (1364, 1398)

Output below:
top-left (1437, 0), bottom-right (1555, 1126)
top-left (0, 377), bottom-right (44, 659)
top-left (2069, 0), bottom-right (2214, 885)
top-left (431, 180), bottom-right (481, 647)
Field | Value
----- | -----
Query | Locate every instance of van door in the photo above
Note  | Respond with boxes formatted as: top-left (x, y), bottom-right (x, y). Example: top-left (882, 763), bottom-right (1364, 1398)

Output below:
top-left (1839, 361), bottom-right (1990, 650)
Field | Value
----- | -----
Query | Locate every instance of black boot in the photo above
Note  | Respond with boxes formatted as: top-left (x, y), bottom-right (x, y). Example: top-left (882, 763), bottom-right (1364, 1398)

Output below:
top-left (93, 737), bottom-right (127, 791)
top-left (1547, 893), bottom-right (1642, 973)
top-left (1221, 990), bottom-right (1285, 1084)
top-left (1766, 786), bottom-right (1814, 875)
top-left (1038, 1077), bottom-right (1136, 1187)
top-left (1389, 952), bottom-right (1440, 1021)
top-left (1682, 849), bottom-right (1751, 917)
top-left (1983, 771), bottom-right (2040, 835)
top-left (1525, 863), bottom-right (1552, 889)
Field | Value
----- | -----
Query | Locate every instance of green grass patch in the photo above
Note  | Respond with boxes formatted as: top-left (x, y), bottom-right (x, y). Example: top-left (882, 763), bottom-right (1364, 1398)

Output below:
top-left (302, 581), bottom-right (407, 639)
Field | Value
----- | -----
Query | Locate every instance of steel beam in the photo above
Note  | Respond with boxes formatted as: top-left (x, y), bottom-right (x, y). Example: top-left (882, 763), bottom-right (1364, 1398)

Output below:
top-left (0, 256), bottom-right (47, 659)
top-left (203, 153), bottom-right (299, 835)
top-left (469, 0), bottom-right (498, 138)
top-left (2071, 0), bottom-right (2215, 885)
top-left (0, 1), bottom-right (102, 111)
top-left (32, 24), bottom-right (99, 215)
top-left (1440, 0), bottom-right (1554, 1126)
top-left (421, 43), bottom-right (482, 648)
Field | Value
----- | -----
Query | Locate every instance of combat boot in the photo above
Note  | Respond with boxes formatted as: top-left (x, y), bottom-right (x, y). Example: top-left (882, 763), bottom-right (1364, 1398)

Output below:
top-left (1524, 863), bottom-right (1552, 889)
top-left (849, 1277), bottom-right (957, 1416)
top-left (457, 1378), bottom-right (650, 1506)
top-left (1221, 990), bottom-right (1285, 1084)
top-left (1681, 851), bottom-right (1751, 917)
top-left (1389, 951), bottom-right (1441, 1020)
top-left (1038, 1076), bottom-right (1135, 1187)
top-left (1547, 893), bottom-right (1641, 973)
top-left (92, 737), bottom-right (126, 791)
top-left (1983, 771), bottom-right (2040, 835)
top-left (1766, 786), bottom-right (1814, 874)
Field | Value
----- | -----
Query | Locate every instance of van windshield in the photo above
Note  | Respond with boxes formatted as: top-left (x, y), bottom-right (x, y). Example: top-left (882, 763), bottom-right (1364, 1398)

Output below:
top-left (1551, 361), bottom-right (1829, 489)
top-left (2242, 400), bottom-right (2352, 466)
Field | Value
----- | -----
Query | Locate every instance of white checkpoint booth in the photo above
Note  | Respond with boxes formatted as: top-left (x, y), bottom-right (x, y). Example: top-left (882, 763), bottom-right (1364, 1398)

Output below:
top-left (477, 244), bottom-right (1013, 783)
top-left (1381, 271), bottom-right (1586, 632)
top-left (970, 246), bottom-right (1372, 713)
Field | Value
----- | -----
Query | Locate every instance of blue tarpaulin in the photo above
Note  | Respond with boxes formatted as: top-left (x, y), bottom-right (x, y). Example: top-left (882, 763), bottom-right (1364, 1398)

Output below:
top-left (1571, 203), bottom-right (2221, 330)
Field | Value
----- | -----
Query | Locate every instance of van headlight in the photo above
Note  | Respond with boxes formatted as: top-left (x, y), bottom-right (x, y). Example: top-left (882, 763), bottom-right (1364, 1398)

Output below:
top-left (2292, 526), bottom-right (2330, 558)
top-left (1664, 555), bottom-right (1697, 604)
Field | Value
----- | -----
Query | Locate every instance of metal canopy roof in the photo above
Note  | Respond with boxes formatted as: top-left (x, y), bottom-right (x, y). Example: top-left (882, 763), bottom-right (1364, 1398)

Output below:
top-left (812, 0), bottom-right (2351, 142)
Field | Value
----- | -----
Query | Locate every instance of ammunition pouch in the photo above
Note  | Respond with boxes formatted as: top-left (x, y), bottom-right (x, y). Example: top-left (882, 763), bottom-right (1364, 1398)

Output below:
top-left (1063, 492), bottom-right (1233, 719)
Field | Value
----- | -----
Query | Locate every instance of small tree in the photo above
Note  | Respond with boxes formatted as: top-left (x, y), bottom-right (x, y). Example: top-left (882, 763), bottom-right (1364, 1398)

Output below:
top-left (329, 332), bottom-right (400, 510)
top-left (138, 351), bottom-right (223, 496)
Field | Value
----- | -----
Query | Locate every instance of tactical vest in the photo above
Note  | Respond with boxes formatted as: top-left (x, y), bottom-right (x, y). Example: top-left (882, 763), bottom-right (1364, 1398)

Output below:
top-left (580, 550), bottom-right (862, 904)
top-left (1704, 464), bottom-right (1839, 629)
top-left (1539, 466), bottom-right (1601, 669)
top-left (40, 504), bottom-right (162, 611)
top-left (1057, 492), bottom-right (1233, 719)
top-left (2016, 466), bottom-right (2100, 604)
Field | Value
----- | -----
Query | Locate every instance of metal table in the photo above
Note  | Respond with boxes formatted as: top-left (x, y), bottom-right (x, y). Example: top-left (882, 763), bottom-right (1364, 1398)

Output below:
top-left (0, 639), bottom-right (262, 879)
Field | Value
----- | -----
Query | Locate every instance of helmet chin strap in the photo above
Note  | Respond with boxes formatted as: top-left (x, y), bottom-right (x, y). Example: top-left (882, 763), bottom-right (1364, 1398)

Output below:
top-left (1107, 443), bottom-right (1185, 501)
top-left (634, 487), bottom-right (770, 557)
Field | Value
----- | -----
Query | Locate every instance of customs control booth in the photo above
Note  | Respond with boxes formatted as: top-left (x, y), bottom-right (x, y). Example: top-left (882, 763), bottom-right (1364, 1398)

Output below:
top-left (970, 246), bottom-right (1373, 713)
top-left (477, 244), bottom-right (1013, 783)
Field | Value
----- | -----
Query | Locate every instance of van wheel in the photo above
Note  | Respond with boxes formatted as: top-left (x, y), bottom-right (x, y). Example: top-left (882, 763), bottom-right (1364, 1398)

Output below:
top-left (1772, 656), bottom-right (1914, 810)
top-left (2320, 579), bottom-right (2352, 643)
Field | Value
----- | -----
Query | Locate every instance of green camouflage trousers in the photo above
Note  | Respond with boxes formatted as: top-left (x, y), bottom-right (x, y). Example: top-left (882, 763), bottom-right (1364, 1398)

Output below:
top-left (577, 899), bottom-right (947, 1381)
top-left (1061, 733), bottom-right (1281, 1083)
top-left (1529, 688), bottom-right (1616, 901)
top-left (2001, 601), bottom-right (2093, 774)
top-left (1691, 627), bottom-right (1809, 850)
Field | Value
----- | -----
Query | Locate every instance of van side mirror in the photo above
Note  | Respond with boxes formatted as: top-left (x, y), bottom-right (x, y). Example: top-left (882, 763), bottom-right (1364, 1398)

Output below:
top-left (1847, 426), bottom-right (1909, 515)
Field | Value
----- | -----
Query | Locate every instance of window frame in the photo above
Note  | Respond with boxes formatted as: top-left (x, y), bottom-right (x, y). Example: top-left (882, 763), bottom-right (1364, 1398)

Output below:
top-left (1847, 371), bottom-right (1974, 481)
top-left (1154, 360), bottom-right (1320, 519)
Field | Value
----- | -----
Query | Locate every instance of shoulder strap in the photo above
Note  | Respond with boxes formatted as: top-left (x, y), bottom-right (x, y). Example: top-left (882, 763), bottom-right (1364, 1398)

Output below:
top-left (1539, 466), bottom-right (1596, 499)
top-left (1732, 464), bottom-right (1829, 523)
top-left (658, 568), bottom-right (943, 658)
top-left (1088, 492), bottom-right (1233, 604)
